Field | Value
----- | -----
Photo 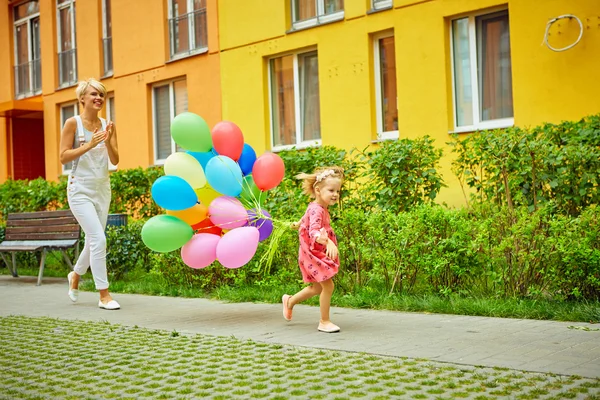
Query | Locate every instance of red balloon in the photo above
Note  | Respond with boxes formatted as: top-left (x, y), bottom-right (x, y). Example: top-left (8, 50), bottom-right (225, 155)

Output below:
top-left (192, 217), bottom-right (223, 236)
top-left (212, 121), bottom-right (244, 161)
top-left (252, 153), bottom-right (285, 191)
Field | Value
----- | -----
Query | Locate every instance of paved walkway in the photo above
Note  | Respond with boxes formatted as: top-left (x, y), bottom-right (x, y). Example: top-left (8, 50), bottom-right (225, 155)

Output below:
top-left (1, 275), bottom-right (598, 379)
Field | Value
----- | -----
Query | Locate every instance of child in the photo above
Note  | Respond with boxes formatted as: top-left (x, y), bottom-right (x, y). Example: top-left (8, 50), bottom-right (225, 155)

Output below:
top-left (282, 166), bottom-right (344, 333)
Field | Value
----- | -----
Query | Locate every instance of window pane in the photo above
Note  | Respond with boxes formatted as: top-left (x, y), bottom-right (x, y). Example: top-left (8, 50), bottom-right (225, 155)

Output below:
top-left (154, 85), bottom-right (172, 160)
top-left (107, 96), bottom-right (115, 122)
top-left (14, 1), bottom-right (39, 20)
top-left (379, 37), bottom-right (397, 132)
top-left (171, 0), bottom-right (188, 16)
top-left (452, 18), bottom-right (473, 127)
top-left (478, 12), bottom-right (513, 121)
top-left (299, 52), bottom-right (321, 142)
top-left (59, 7), bottom-right (74, 51)
top-left (104, 0), bottom-right (112, 37)
top-left (57, 0), bottom-right (71, 4)
top-left (324, 0), bottom-right (343, 15)
top-left (294, 0), bottom-right (316, 22)
top-left (193, 0), bottom-right (206, 10)
top-left (15, 23), bottom-right (29, 65)
top-left (270, 56), bottom-right (296, 147)
top-left (173, 80), bottom-right (188, 152)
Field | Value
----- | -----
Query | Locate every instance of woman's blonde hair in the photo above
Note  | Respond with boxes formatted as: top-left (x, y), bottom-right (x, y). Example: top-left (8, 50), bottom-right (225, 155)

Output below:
top-left (75, 78), bottom-right (106, 106)
top-left (296, 166), bottom-right (344, 198)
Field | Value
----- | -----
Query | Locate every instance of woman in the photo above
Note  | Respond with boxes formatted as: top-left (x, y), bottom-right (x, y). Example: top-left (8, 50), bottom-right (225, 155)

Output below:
top-left (59, 78), bottom-right (120, 310)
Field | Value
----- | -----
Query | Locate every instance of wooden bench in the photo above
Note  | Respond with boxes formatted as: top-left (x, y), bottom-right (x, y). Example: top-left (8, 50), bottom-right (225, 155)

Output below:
top-left (0, 210), bottom-right (81, 286)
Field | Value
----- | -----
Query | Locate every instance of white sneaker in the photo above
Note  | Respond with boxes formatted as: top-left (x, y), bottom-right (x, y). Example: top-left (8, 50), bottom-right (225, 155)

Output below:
top-left (67, 271), bottom-right (79, 302)
top-left (98, 300), bottom-right (120, 310)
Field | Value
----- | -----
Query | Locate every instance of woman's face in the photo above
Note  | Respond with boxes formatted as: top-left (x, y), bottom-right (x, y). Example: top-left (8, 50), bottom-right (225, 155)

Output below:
top-left (81, 86), bottom-right (105, 111)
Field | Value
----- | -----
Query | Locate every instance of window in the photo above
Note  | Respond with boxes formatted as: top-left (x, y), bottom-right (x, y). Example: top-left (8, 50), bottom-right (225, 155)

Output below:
top-left (372, 0), bottom-right (392, 11)
top-left (291, 0), bottom-right (344, 30)
top-left (106, 94), bottom-right (117, 170)
top-left (102, 0), bottom-right (113, 76)
top-left (153, 79), bottom-right (188, 162)
top-left (451, 10), bottom-right (513, 131)
top-left (13, 0), bottom-right (41, 98)
top-left (269, 50), bottom-right (321, 150)
top-left (57, 0), bottom-right (77, 87)
top-left (168, 0), bottom-right (208, 59)
top-left (374, 33), bottom-right (398, 140)
top-left (61, 102), bottom-right (78, 173)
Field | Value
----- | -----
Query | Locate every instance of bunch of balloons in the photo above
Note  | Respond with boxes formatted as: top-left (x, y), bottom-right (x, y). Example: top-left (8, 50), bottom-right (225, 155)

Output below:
top-left (141, 112), bottom-right (285, 269)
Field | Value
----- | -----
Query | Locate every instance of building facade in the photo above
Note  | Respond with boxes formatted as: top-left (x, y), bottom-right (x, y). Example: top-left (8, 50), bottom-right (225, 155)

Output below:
top-left (1, 0), bottom-right (599, 206)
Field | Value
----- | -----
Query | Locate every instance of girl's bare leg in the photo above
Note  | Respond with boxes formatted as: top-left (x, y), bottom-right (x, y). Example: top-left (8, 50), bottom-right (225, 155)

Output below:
top-left (318, 278), bottom-right (334, 323)
top-left (289, 283), bottom-right (322, 309)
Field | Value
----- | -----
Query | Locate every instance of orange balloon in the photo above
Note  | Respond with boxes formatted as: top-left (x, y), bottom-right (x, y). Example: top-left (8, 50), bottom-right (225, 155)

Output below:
top-left (192, 217), bottom-right (223, 236)
top-left (167, 203), bottom-right (208, 225)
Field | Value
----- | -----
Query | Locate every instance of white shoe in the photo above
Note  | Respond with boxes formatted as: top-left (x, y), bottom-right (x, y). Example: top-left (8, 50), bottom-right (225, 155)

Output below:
top-left (67, 271), bottom-right (79, 302)
top-left (98, 300), bottom-right (120, 310)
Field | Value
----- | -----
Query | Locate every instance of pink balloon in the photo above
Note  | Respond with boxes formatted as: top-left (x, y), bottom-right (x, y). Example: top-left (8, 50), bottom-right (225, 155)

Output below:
top-left (181, 233), bottom-right (221, 269)
top-left (208, 196), bottom-right (248, 229)
top-left (216, 226), bottom-right (260, 269)
top-left (212, 121), bottom-right (244, 161)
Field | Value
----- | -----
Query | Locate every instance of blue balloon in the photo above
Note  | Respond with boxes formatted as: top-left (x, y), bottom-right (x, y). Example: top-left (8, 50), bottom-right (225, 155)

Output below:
top-left (237, 143), bottom-right (257, 176)
top-left (187, 149), bottom-right (217, 171)
top-left (151, 176), bottom-right (198, 210)
top-left (205, 155), bottom-right (243, 197)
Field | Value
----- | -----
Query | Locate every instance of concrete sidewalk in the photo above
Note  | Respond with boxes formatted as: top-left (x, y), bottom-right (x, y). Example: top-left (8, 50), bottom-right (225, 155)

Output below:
top-left (1, 275), bottom-right (598, 379)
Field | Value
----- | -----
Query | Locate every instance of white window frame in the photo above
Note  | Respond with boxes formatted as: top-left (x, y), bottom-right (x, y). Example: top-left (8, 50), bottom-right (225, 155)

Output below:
top-left (105, 93), bottom-right (117, 170)
top-left (449, 8), bottom-right (514, 133)
top-left (268, 49), bottom-right (322, 152)
top-left (13, 0), bottom-right (41, 99)
top-left (56, 0), bottom-right (77, 88)
top-left (168, 0), bottom-right (208, 60)
top-left (372, 0), bottom-right (392, 11)
top-left (61, 102), bottom-right (78, 175)
top-left (152, 79), bottom-right (187, 164)
top-left (101, 0), bottom-right (113, 76)
top-left (373, 32), bottom-right (398, 141)
top-left (291, 0), bottom-right (344, 30)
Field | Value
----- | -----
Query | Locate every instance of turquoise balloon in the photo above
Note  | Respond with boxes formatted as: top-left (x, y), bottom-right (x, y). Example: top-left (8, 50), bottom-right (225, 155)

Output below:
top-left (170, 112), bottom-right (212, 152)
top-left (205, 155), bottom-right (243, 197)
top-left (151, 175), bottom-right (197, 210)
top-left (141, 215), bottom-right (193, 253)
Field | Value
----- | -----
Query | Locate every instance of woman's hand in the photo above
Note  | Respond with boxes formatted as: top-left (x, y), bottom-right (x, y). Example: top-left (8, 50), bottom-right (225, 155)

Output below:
top-left (86, 128), bottom-right (108, 149)
top-left (105, 121), bottom-right (114, 142)
top-left (325, 239), bottom-right (338, 260)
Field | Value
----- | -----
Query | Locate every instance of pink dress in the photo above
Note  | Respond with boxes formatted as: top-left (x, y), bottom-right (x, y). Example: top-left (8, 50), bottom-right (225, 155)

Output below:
top-left (297, 202), bottom-right (339, 283)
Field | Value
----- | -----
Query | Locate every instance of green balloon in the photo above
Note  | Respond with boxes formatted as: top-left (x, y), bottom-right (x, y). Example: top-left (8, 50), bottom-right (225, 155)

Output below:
top-left (240, 175), bottom-right (266, 208)
top-left (170, 112), bottom-right (212, 152)
top-left (141, 215), bottom-right (194, 253)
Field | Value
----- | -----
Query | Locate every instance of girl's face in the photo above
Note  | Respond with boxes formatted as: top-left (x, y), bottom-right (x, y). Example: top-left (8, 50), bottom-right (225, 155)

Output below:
top-left (81, 87), bottom-right (105, 111)
top-left (315, 177), bottom-right (342, 207)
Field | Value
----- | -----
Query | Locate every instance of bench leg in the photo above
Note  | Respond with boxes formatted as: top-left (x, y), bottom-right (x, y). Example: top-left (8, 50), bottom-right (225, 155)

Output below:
top-left (37, 249), bottom-right (47, 286)
top-left (62, 250), bottom-right (74, 270)
top-left (0, 252), bottom-right (18, 277)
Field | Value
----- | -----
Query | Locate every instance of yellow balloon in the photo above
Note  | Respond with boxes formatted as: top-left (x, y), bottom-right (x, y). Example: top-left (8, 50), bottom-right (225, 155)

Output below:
top-left (195, 186), bottom-right (220, 206)
top-left (166, 203), bottom-right (208, 225)
top-left (164, 152), bottom-right (207, 189)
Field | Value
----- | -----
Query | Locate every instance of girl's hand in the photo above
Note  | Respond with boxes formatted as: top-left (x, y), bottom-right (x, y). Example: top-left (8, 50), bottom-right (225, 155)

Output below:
top-left (325, 240), bottom-right (338, 260)
top-left (87, 128), bottom-right (108, 149)
top-left (290, 221), bottom-right (300, 230)
top-left (316, 228), bottom-right (329, 245)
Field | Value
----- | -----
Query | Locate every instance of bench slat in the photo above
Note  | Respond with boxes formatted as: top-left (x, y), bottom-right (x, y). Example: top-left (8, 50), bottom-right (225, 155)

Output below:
top-left (6, 232), bottom-right (80, 241)
top-left (8, 217), bottom-right (78, 226)
top-left (7, 210), bottom-right (74, 220)
top-left (0, 239), bottom-right (78, 251)
top-left (6, 225), bottom-right (80, 235)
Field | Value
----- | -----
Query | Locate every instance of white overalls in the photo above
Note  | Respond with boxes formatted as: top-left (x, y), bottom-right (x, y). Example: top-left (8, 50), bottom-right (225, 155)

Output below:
top-left (67, 116), bottom-right (112, 290)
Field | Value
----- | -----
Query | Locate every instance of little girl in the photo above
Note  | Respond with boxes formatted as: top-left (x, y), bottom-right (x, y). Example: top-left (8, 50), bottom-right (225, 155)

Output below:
top-left (282, 166), bottom-right (344, 333)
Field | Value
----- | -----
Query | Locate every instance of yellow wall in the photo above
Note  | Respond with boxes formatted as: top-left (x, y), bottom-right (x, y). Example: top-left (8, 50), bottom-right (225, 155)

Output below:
top-left (218, 0), bottom-right (600, 207)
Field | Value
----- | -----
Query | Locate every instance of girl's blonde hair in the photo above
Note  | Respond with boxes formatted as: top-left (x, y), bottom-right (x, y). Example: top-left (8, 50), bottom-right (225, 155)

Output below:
top-left (296, 166), bottom-right (344, 198)
top-left (75, 78), bottom-right (106, 106)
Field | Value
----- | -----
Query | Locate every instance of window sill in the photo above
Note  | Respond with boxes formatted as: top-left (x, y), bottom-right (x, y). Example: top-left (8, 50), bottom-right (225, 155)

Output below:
top-left (57, 82), bottom-right (78, 91)
top-left (101, 72), bottom-right (114, 80)
top-left (367, 3), bottom-right (393, 14)
top-left (288, 11), bottom-right (344, 33)
top-left (449, 119), bottom-right (514, 134)
top-left (15, 91), bottom-right (42, 100)
top-left (371, 131), bottom-right (399, 143)
top-left (271, 140), bottom-right (322, 153)
top-left (168, 47), bottom-right (208, 63)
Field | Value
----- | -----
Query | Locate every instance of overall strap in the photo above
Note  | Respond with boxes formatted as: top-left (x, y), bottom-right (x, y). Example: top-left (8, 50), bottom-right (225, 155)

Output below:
top-left (73, 115), bottom-right (85, 147)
